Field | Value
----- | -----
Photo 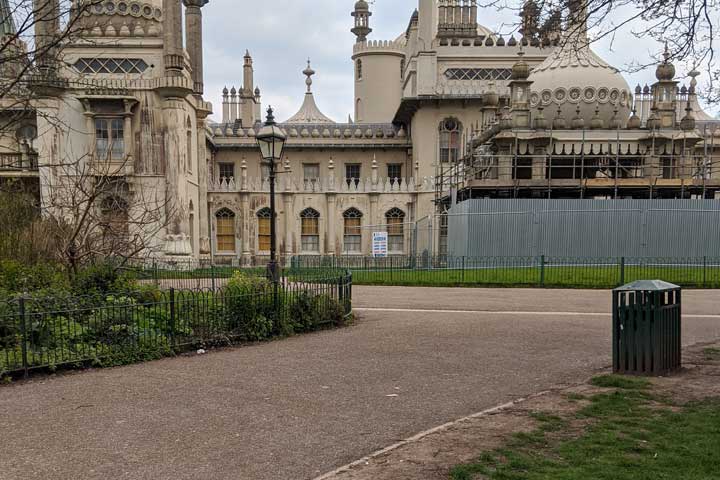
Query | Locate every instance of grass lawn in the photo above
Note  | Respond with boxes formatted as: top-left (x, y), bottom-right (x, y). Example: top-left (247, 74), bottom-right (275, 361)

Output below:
top-left (350, 265), bottom-right (720, 289)
top-left (451, 375), bottom-right (720, 480)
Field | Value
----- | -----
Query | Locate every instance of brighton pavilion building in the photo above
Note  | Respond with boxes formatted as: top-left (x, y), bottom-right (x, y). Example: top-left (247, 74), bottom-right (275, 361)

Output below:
top-left (1, 0), bottom-right (719, 263)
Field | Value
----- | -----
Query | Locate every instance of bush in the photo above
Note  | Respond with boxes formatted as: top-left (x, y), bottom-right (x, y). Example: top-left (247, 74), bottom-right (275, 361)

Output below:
top-left (223, 271), bottom-right (276, 341)
top-left (0, 260), bottom-right (69, 294)
top-left (71, 262), bottom-right (136, 295)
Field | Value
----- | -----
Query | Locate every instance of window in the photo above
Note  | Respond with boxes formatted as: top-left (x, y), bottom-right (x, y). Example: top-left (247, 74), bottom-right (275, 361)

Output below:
top-left (400, 58), bottom-right (405, 79)
top-left (439, 118), bottom-right (462, 164)
top-left (343, 208), bottom-right (363, 254)
top-left (215, 208), bottom-right (236, 253)
top-left (257, 208), bottom-right (272, 252)
top-left (356, 98), bottom-right (363, 122)
top-left (388, 164), bottom-right (402, 185)
top-left (300, 208), bottom-right (320, 253)
top-left (356, 59), bottom-right (363, 80)
top-left (444, 68), bottom-right (513, 81)
top-left (345, 164), bottom-right (361, 187)
top-left (386, 208), bottom-right (406, 253)
top-left (95, 118), bottom-right (124, 160)
top-left (218, 162), bottom-right (235, 180)
top-left (186, 117), bottom-right (193, 173)
top-left (73, 58), bottom-right (149, 74)
top-left (303, 163), bottom-right (320, 190)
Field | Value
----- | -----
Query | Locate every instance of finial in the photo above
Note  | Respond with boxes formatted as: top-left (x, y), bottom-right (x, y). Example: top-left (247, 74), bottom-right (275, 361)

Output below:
top-left (303, 59), bottom-right (316, 93)
top-left (663, 42), bottom-right (670, 63)
top-left (265, 106), bottom-right (276, 125)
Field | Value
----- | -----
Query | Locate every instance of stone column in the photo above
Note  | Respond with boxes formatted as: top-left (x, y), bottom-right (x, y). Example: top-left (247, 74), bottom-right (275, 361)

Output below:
top-left (327, 194), bottom-right (337, 256)
top-left (183, 0), bottom-right (209, 94)
top-left (33, 0), bottom-right (60, 74)
top-left (163, 0), bottom-right (184, 76)
top-left (240, 193), bottom-right (251, 265)
top-left (283, 194), bottom-right (293, 258)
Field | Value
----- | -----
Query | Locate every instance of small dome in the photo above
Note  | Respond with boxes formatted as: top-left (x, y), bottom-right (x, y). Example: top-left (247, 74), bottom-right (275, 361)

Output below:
top-left (656, 59), bottom-right (676, 82)
top-left (354, 0), bottom-right (369, 12)
top-left (511, 52), bottom-right (530, 80)
top-left (627, 110), bottom-right (641, 129)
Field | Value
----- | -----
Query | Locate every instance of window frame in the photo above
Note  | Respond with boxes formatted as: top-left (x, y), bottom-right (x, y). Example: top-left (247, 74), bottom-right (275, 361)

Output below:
top-left (257, 208), bottom-right (272, 253)
top-left (215, 208), bottom-right (236, 253)
top-left (388, 163), bottom-right (403, 185)
top-left (95, 117), bottom-right (125, 161)
top-left (343, 208), bottom-right (363, 254)
top-left (303, 163), bottom-right (321, 190)
top-left (385, 207), bottom-right (406, 254)
top-left (345, 163), bottom-right (361, 187)
top-left (300, 208), bottom-right (321, 254)
top-left (439, 118), bottom-right (463, 164)
top-left (218, 162), bottom-right (235, 181)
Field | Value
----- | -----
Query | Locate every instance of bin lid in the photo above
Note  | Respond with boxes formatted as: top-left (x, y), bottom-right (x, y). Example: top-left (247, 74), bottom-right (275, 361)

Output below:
top-left (614, 280), bottom-right (681, 292)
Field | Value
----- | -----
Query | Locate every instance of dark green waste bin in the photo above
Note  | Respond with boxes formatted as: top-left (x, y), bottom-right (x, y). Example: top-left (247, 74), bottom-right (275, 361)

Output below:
top-left (612, 280), bottom-right (682, 376)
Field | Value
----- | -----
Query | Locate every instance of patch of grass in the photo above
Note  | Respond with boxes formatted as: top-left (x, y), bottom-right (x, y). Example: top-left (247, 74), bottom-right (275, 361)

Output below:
top-left (565, 392), bottom-right (587, 402)
top-left (451, 383), bottom-right (720, 480)
top-left (703, 347), bottom-right (720, 361)
top-left (590, 374), bottom-right (651, 390)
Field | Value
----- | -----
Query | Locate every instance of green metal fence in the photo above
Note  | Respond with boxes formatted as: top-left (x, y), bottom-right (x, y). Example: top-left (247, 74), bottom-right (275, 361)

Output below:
top-left (290, 256), bottom-right (720, 289)
top-left (0, 270), bottom-right (352, 377)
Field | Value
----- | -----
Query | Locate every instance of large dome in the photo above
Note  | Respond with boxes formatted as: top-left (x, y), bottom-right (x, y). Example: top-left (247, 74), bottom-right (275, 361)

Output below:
top-left (528, 45), bottom-right (632, 128)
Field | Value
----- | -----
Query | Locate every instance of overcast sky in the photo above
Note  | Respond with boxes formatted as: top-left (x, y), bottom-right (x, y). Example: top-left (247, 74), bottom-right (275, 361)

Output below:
top-left (202, 0), bottom-right (715, 124)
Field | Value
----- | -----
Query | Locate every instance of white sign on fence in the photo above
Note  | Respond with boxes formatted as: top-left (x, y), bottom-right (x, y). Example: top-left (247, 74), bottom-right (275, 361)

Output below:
top-left (372, 232), bottom-right (388, 257)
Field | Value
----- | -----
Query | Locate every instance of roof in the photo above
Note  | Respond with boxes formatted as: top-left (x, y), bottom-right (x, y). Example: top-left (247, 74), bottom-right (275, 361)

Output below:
top-left (284, 60), bottom-right (335, 124)
top-left (614, 280), bottom-right (681, 292)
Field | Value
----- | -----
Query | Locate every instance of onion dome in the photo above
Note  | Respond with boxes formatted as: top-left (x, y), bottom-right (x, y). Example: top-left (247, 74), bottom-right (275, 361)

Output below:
top-left (571, 106), bottom-right (585, 129)
top-left (255, 87), bottom-right (261, 97)
top-left (627, 109), bottom-right (641, 129)
top-left (655, 45), bottom-right (676, 81)
top-left (354, 0), bottom-right (369, 11)
top-left (482, 82), bottom-right (500, 107)
top-left (284, 60), bottom-right (335, 124)
top-left (511, 51), bottom-right (530, 80)
top-left (222, 86), bottom-right (228, 95)
top-left (230, 86), bottom-right (236, 95)
top-left (534, 107), bottom-right (548, 130)
top-left (553, 107), bottom-right (567, 129)
top-left (528, 35), bottom-right (632, 129)
top-left (590, 106), bottom-right (604, 129)
top-left (609, 107), bottom-right (623, 129)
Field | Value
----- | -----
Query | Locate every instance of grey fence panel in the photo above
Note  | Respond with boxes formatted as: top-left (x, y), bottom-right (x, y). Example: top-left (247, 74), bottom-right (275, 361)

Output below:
top-left (448, 199), bottom-right (720, 258)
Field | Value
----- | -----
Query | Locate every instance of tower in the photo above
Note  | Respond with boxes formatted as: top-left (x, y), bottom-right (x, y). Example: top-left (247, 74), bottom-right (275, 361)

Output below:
top-left (652, 45), bottom-right (679, 129)
top-left (351, 0), bottom-right (372, 42)
top-left (352, 39), bottom-right (405, 123)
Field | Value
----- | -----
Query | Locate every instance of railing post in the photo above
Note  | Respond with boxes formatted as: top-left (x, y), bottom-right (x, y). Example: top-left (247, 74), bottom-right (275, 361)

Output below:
top-left (153, 260), bottom-right (159, 287)
top-left (211, 265), bottom-right (216, 291)
top-left (703, 256), bottom-right (707, 287)
top-left (620, 257), bottom-right (626, 286)
top-left (169, 288), bottom-right (176, 348)
top-left (539, 255), bottom-right (546, 285)
top-left (461, 256), bottom-right (466, 283)
top-left (18, 297), bottom-right (29, 378)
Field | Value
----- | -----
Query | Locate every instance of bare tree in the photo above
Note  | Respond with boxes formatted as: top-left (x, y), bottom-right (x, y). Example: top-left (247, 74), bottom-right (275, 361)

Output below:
top-left (478, 0), bottom-right (719, 103)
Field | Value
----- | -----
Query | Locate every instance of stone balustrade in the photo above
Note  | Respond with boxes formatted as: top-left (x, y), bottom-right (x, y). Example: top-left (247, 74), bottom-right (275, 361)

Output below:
top-left (208, 176), bottom-right (436, 194)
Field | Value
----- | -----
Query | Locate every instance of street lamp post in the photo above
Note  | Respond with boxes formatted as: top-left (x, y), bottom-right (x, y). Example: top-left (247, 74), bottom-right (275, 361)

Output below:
top-left (256, 106), bottom-right (287, 285)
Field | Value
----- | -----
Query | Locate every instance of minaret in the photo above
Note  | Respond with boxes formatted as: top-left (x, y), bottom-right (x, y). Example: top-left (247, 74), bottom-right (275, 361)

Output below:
top-left (183, 0), bottom-right (209, 94)
top-left (222, 87), bottom-right (229, 123)
top-left (163, 0), bottom-right (184, 76)
top-left (241, 51), bottom-right (255, 125)
top-left (652, 44), bottom-right (679, 129)
top-left (351, 0), bottom-right (372, 42)
top-left (509, 50), bottom-right (532, 128)
top-left (33, 0), bottom-right (60, 75)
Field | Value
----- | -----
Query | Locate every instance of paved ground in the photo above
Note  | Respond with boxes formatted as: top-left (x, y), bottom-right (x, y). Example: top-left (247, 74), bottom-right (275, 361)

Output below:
top-left (1, 287), bottom-right (718, 480)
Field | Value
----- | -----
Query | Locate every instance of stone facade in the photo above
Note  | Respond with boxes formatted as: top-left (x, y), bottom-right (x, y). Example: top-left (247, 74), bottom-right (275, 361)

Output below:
top-left (1, 0), bottom-right (719, 263)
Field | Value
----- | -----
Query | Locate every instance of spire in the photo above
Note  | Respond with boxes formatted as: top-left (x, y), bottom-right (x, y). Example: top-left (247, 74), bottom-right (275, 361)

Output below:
top-left (285, 60), bottom-right (335, 124)
top-left (0, 0), bottom-right (16, 36)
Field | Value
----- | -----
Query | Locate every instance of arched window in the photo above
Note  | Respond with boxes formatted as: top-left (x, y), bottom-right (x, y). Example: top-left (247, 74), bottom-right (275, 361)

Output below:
top-left (257, 207), bottom-right (272, 252)
top-left (439, 118), bottom-right (463, 164)
top-left (186, 116), bottom-right (193, 173)
top-left (356, 59), bottom-right (363, 80)
top-left (215, 208), bottom-right (236, 253)
top-left (300, 208), bottom-right (320, 253)
top-left (343, 208), bottom-right (363, 254)
top-left (400, 58), bottom-right (405, 80)
top-left (385, 208), bottom-right (406, 253)
top-left (355, 98), bottom-right (363, 122)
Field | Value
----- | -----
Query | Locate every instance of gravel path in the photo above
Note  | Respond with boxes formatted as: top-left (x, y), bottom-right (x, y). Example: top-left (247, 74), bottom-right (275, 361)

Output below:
top-left (1, 287), bottom-right (718, 480)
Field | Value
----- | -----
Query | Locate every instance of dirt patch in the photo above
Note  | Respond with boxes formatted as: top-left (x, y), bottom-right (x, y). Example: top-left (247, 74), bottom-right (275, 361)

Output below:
top-left (319, 341), bottom-right (720, 480)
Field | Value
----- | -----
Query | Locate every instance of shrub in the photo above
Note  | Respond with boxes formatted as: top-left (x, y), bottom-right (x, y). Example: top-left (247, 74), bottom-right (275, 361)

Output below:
top-left (0, 260), bottom-right (69, 294)
top-left (71, 262), bottom-right (136, 295)
top-left (223, 271), bottom-right (276, 341)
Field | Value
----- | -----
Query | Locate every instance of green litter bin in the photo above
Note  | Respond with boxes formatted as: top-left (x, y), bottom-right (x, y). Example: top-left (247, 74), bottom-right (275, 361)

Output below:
top-left (612, 280), bottom-right (682, 376)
